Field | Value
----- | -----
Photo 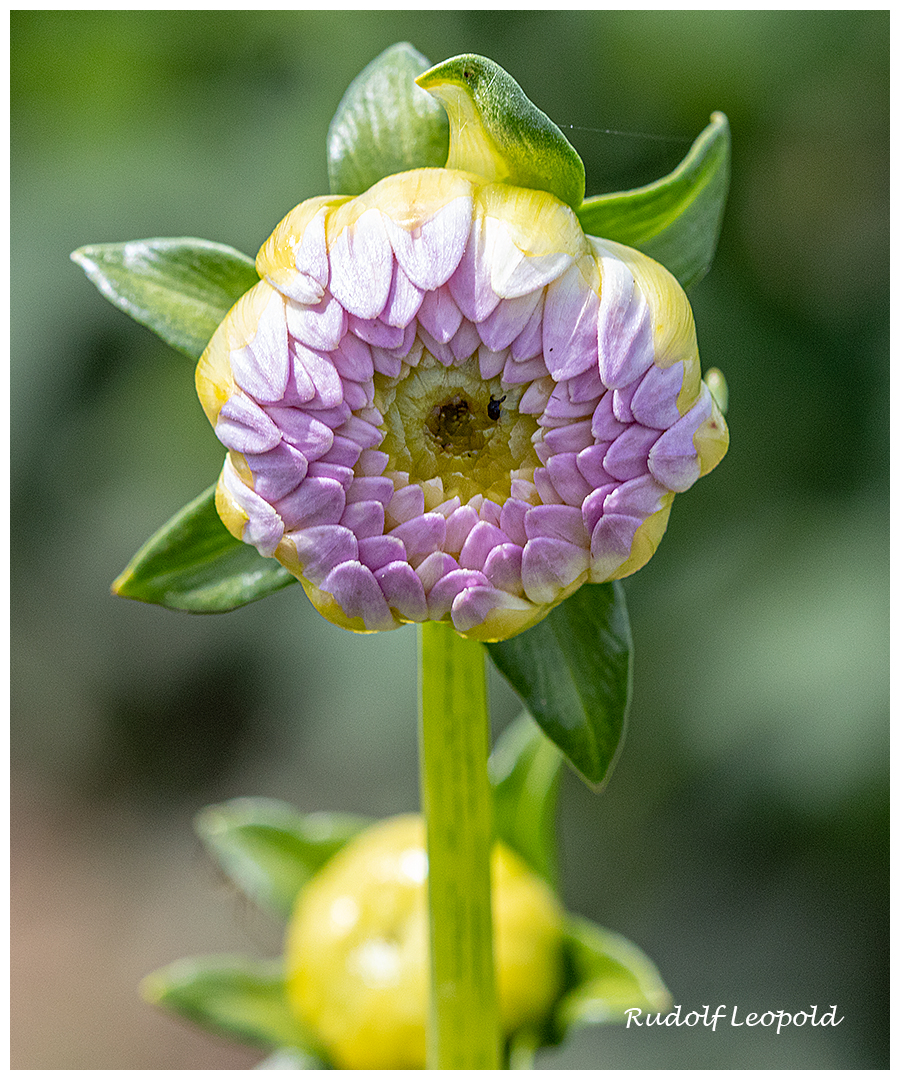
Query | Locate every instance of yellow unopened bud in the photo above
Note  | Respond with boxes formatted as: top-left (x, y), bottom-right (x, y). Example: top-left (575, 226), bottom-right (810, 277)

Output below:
top-left (284, 815), bottom-right (564, 1069)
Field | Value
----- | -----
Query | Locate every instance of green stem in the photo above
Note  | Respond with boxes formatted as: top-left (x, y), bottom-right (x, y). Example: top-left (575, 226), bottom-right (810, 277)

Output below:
top-left (418, 620), bottom-right (500, 1070)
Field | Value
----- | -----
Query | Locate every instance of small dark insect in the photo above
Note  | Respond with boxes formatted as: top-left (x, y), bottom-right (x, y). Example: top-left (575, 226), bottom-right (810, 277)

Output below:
top-left (487, 394), bottom-right (507, 421)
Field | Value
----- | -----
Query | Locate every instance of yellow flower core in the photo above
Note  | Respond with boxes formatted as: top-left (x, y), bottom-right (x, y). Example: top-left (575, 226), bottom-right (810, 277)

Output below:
top-left (374, 353), bottom-right (540, 506)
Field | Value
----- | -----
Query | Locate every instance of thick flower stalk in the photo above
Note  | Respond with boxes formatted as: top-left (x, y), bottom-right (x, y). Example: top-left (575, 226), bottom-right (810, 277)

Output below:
top-left (196, 87), bottom-right (727, 644)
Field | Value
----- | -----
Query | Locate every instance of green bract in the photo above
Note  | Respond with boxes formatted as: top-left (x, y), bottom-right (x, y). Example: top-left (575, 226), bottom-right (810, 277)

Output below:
top-left (74, 41), bottom-right (729, 790)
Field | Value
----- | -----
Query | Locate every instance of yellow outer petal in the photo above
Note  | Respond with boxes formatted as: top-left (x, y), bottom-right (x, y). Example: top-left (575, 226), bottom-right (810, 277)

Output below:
top-left (255, 193), bottom-right (349, 282)
top-left (695, 393), bottom-right (729, 477)
top-left (477, 182), bottom-right (590, 261)
top-left (607, 492), bottom-right (675, 582)
top-left (332, 167), bottom-right (476, 233)
top-left (195, 279), bottom-right (276, 426)
top-left (213, 465), bottom-right (249, 542)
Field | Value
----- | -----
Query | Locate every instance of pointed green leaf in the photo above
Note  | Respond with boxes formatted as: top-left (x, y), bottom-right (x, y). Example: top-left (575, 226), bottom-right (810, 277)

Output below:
top-left (575, 112), bottom-right (730, 289)
top-left (327, 42), bottom-right (449, 197)
top-left (556, 916), bottom-right (671, 1033)
top-left (489, 713), bottom-right (563, 888)
top-left (112, 484), bottom-right (297, 613)
top-left (71, 237), bottom-right (259, 358)
top-left (195, 798), bottom-right (373, 920)
top-left (485, 582), bottom-right (632, 788)
top-left (141, 955), bottom-right (323, 1055)
top-left (418, 53), bottom-right (585, 210)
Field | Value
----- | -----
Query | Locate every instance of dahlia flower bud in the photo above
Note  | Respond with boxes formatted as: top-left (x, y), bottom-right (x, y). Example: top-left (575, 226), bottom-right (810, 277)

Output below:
top-left (196, 85), bottom-right (727, 641)
top-left (284, 814), bottom-right (564, 1070)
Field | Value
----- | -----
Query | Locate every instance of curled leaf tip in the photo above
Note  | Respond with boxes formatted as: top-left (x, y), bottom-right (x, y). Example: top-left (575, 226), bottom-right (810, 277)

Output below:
top-left (417, 53), bottom-right (585, 210)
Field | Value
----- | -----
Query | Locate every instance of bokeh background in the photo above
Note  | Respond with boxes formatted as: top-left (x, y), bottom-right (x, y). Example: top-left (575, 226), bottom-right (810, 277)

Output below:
top-left (11, 10), bottom-right (888, 1070)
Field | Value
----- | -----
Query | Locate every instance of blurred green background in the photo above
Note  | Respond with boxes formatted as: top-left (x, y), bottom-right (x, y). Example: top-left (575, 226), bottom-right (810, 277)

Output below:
top-left (11, 10), bottom-right (888, 1070)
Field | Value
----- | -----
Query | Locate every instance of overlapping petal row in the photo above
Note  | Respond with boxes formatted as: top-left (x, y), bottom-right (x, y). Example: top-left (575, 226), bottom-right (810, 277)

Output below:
top-left (196, 168), bottom-right (728, 641)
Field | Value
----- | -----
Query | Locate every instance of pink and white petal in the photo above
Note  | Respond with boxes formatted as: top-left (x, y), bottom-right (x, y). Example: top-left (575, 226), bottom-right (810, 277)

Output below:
top-left (216, 393), bottom-right (283, 454)
top-left (319, 561), bottom-right (397, 631)
top-left (346, 474), bottom-right (395, 506)
top-left (384, 195), bottom-right (473, 291)
top-left (546, 452), bottom-right (594, 505)
top-left (416, 327), bottom-right (456, 366)
top-left (375, 561), bottom-right (429, 622)
top-left (603, 424), bottom-right (660, 482)
top-left (275, 475), bottom-right (346, 530)
top-left (591, 390), bottom-right (629, 441)
top-left (596, 256), bottom-right (655, 389)
top-left (444, 504), bottom-right (480, 554)
top-left (389, 513), bottom-right (447, 561)
top-left (483, 542), bottom-right (524, 594)
top-left (293, 342), bottom-right (343, 408)
top-left (580, 482), bottom-right (619, 536)
top-left (647, 385), bottom-right (712, 492)
top-left (347, 313), bottom-right (405, 349)
top-left (229, 289), bottom-right (290, 402)
top-left (427, 568), bottom-right (492, 621)
top-left (291, 524), bottom-right (359, 586)
top-left (334, 415), bottom-right (384, 451)
top-left (476, 290), bottom-right (541, 352)
top-left (331, 334), bottom-right (374, 382)
top-left (417, 284), bottom-right (462, 344)
top-left (386, 484), bottom-right (426, 526)
top-left (244, 441), bottom-right (309, 502)
top-left (415, 551), bottom-right (460, 594)
top-left (603, 474), bottom-right (668, 519)
top-left (612, 382), bottom-right (637, 424)
top-left (266, 407), bottom-right (333, 460)
top-left (517, 376), bottom-right (555, 415)
top-left (320, 434), bottom-right (363, 468)
top-left (533, 468), bottom-right (562, 505)
top-left (524, 503), bottom-right (590, 547)
top-left (450, 585), bottom-right (528, 635)
top-left (630, 360), bottom-right (685, 429)
top-left (358, 534), bottom-right (407, 571)
top-left (448, 216), bottom-right (503, 325)
top-left (542, 263), bottom-right (600, 381)
top-left (502, 355), bottom-right (549, 386)
top-left (221, 456), bottom-right (284, 557)
top-left (565, 363), bottom-right (605, 405)
top-left (509, 291), bottom-right (546, 361)
top-left (521, 536), bottom-right (590, 604)
top-left (382, 262), bottom-right (425, 328)
top-left (370, 346), bottom-right (403, 378)
top-left (286, 292), bottom-right (347, 352)
top-left (575, 443), bottom-right (615, 489)
top-left (458, 520), bottom-right (508, 571)
top-left (353, 450), bottom-right (391, 478)
top-left (339, 498), bottom-right (386, 540)
top-left (307, 461), bottom-right (354, 489)
top-left (543, 419), bottom-right (595, 455)
top-left (327, 208), bottom-right (393, 319)
top-left (478, 344), bottom-right (507, 380)
top-left (293, 204), bottom-right (330, 288)
top-left (499, 498), bottom-right (530, 547)
top-left (450, 319), bottom-right (482, 362)
top-left (589, 513), bottom-right (641, 581)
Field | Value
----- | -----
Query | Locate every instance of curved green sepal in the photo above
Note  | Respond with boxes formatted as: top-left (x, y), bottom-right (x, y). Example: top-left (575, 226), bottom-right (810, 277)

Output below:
top-left (141, 955), bottom-right (323, 1056)
top-left (485, 582), bottom-right (632, 789)
top-left (576, 112), bottom-right (730, 289)
top-left (71, 238), bottom-right (259, 359)
top-left (112, 484), bottom-right (297, 613)
top-left (489, 713), bottom-right (563, 889)
top-left (555, 916), bottom-right (671, 1034)
top-left (327, 42), bottom-right (449, 197)
top-left (195, 798), bottom-right (372, 920)
top-left (417, 54), bottom-right (585, 210)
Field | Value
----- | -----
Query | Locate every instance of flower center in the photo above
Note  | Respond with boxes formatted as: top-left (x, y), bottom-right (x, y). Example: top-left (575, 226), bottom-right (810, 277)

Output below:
top-left (374, 353), bottom-right (540, 505)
